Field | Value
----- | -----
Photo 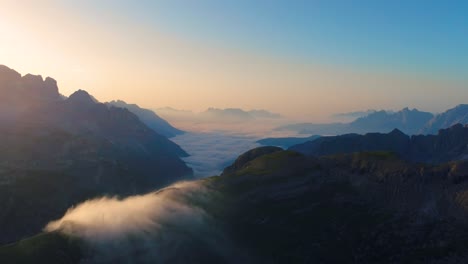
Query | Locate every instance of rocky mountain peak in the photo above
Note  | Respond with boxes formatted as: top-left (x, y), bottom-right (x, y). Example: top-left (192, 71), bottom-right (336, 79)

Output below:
top-left (67, 89), bottom-right (98, 105)
top-left (0, 65), bottom-right (21, 83)
top-left (389, 128), bottom-right (406, 137)
top-left (43, 77), bottom-right (59, 97)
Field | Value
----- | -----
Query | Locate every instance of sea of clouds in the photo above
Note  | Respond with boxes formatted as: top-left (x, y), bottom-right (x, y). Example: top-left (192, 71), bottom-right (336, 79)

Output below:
top-left (171, 132), bottom-right (261, 177)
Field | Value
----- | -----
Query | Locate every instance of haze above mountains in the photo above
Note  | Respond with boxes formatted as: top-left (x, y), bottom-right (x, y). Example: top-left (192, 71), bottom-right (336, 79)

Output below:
top-left (154, 106), bottom-right (286, 134)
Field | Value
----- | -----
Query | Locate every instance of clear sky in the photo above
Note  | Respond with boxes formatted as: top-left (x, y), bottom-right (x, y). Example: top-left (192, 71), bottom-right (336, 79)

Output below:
top-left (0, 0), bottom-right (467, 121)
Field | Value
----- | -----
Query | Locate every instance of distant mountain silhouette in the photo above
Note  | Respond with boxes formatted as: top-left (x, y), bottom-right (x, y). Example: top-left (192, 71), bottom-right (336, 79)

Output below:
top-left (200, 108), bottom-right (281, 122)
top-left (290, 124), bottom-right (468, 164)
top-left (156, 106), bottom-right (282, 124)
top-left (107, 100), bottom-right (184, 138)
top-left (421, 104), bottom-right (468, 134)
top-left (331, 109), bottom-right (378, 122)
top-left (248, 109), bottom-right (282, 119)
top-left (348, 108), bottom-right (433, 135)
top-left (277, 107), bottom-right (434, 135)
top-left (201, 107), bottom-right (254, 122)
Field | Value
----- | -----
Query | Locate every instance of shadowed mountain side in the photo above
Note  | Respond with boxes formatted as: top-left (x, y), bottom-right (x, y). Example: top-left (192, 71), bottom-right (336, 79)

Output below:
top-left (22, 90), bottom-right (189, 158)
top-left (0, 120), bottom-right (193, 244)
top-left (331, 109), bottom-right (378, 122)
top-left (290, 124), bottom-right (468, 164)
top-left (0, 66), bottom-right (193, 244)
top-left (107, 100), bottom-right (184, 138)
top-left (4, 149), bottom-right (468, 263)
top-left (212, 150), bottom-right (468, 263)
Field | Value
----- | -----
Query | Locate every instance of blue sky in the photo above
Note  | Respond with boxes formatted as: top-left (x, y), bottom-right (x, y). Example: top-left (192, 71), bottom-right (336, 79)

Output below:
top-left (81, 0), bottom-right (468, 78)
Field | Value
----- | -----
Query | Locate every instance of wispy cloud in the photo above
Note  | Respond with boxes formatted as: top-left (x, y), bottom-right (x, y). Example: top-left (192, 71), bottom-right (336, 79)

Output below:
top-left (45, 181), bottom-right (242, 263)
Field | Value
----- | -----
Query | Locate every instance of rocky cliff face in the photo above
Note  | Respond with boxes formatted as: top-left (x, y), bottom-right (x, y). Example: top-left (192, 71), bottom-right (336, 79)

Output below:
top-left (0, 65), bottom-right (61, 121)
top-left (0, 67), bottom-right (60, 101)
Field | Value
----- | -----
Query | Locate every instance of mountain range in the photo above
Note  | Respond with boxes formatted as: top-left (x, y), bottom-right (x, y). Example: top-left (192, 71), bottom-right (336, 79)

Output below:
top-left (278, 106), bottom-right (468, 136)
top-left (156, 107), bottom-right (282, 123)
top-left (290, 124), bottom-right (468, 164)
top-left (0, 65), bottom-right (192, 244)
top-left (330, 109), bottom-right (379, 122)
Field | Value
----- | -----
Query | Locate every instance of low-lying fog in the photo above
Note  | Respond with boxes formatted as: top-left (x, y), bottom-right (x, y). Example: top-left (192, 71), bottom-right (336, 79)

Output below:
top-left (167, 115), bottom-right (301, 177)
top-left (171, 132), bottom-right (261, 177)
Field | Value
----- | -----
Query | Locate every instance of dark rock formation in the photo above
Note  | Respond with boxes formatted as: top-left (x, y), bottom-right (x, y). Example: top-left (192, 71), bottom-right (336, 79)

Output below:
top-left (290, 124), bottom-right (468, 164)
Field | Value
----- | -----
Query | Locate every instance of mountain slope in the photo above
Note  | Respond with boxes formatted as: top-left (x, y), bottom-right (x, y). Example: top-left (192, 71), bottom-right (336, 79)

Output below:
top-left (349, 107), bottom-right (433, 135)
top-left (290, 124), bottom-right (468, 163)
top-left (4, 149), bottom-right (468, 263)
top-left (107, 100), bottom-right (184, 138)
top-left (421, 104), bottom-right (468, 134)
top-left (0, 66), bottom-right (193, 244)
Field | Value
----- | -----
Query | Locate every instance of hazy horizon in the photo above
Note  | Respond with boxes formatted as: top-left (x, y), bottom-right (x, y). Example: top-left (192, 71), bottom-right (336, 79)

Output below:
top-left (1, 1), bottom-right (467, 122)
top-left (0, 63), bottom-right (463, 126)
